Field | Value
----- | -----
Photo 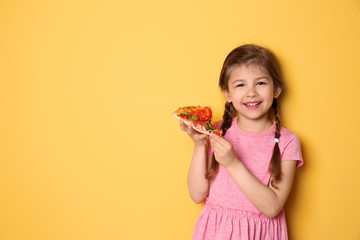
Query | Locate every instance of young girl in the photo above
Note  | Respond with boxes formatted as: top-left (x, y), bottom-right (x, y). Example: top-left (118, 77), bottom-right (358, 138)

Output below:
top-left (180, 44), bottom-right (303, 239)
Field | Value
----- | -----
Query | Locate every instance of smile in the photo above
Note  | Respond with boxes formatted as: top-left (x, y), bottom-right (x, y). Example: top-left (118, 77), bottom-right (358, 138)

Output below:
top-left (244, 101), bottom-right (262, 109)
top-left (244, 102), bottom-right (261, 106)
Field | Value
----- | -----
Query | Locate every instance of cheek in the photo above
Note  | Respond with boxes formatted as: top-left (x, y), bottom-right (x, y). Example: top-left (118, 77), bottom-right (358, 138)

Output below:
top-left (260, 88), bottom-right (275, 99)
top-left (225, 89), bottom-right (235, 101)
top-left (229, 92), bottom-right (243, 103)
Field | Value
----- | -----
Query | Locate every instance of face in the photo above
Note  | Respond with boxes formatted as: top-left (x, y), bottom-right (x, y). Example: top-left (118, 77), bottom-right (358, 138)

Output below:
top-left (223, 64), bottom-right (281, 125)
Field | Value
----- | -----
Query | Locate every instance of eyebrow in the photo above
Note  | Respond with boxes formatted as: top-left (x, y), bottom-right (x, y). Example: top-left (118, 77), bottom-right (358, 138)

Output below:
top-left (232, 76), bottom-right (269, 84)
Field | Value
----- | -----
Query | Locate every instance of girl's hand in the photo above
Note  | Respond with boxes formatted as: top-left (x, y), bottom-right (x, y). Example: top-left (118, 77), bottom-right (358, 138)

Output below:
top-left (209, 133), bottom-right (239, 168)
top-left (179, 121), bottom-right (208, 146)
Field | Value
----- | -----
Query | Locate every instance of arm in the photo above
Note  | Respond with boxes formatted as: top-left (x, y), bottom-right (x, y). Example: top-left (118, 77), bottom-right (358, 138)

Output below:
top-left (227, 160), bottom-right (296, 218)
top-left (180, 121), bottom-right (210, 204)
top-left (209, 134), bottom-right (297, 218)
top-left (187, 143), bottom-right (211, 204)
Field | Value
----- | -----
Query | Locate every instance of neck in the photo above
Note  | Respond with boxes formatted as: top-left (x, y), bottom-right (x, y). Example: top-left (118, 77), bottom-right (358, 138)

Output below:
top-left (236, 117), bottom-right (274, 133)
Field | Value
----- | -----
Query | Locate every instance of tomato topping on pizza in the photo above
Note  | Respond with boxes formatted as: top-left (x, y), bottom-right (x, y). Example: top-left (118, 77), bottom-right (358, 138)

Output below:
top-left (173, 105), bottom-right (223, 136)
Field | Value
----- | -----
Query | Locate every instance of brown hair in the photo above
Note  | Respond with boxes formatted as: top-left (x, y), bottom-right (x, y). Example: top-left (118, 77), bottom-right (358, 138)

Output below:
top-left (205, 44), bottom-right (285, 188)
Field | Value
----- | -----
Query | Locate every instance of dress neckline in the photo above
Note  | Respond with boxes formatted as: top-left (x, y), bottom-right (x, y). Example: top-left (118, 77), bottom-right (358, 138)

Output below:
top-left (233, 117), bottom-right (276, 137)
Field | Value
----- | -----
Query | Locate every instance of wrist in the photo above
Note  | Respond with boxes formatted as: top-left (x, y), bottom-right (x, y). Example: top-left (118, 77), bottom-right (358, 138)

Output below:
top-left (225, 157), bottom-right (242, 172)
top-left (194, 141), bottom-right (207, 148)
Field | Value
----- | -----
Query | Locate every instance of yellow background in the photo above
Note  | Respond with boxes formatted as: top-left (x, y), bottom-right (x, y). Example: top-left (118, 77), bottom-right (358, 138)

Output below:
top-left (1, 0), bottom-right (360, 239)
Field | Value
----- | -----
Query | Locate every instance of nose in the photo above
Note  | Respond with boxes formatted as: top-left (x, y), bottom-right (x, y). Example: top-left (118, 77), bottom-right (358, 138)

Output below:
top-left (246, 86), bottom-right (258, 97)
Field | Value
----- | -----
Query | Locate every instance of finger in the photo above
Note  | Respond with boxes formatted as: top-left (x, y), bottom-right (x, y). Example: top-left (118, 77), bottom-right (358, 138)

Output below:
top-left (209, 137), bottom-right (222, 152)
top-left (191, 128), bottom-right (208, 138)
top-left (179, 121), bottom-right (188, 132)
top-left (186, 126), bottom-right (196, 135)
top-left (209, 133), bottom-right (226, 147)
top-left (180, 120), bottom-right (191, 130)
top-left (186, 125), bottom-right (202, 136)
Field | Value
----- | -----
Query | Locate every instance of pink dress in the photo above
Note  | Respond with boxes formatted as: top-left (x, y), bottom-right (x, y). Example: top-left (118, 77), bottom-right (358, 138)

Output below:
top-left (192, 118), bottom-right (303, 240)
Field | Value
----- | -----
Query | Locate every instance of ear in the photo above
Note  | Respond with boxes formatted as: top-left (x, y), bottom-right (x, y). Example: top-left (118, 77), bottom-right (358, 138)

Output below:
top-left (223, 89), bottom-right (232, 103)
top-left (274, 87), bottom-right (282, 99)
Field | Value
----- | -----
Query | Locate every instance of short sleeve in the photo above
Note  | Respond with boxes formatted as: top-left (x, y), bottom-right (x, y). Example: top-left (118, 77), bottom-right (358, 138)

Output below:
top-left (281, 133), bottom-right (304, 168)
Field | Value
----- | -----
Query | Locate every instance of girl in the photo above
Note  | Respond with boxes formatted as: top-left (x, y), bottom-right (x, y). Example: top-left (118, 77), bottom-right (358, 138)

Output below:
top-left (180, 44), bottom-right (303, 239)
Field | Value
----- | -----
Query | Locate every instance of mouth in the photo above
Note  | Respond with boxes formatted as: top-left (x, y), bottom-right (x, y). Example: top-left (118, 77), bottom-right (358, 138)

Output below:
top-left (244, 101), bottom-right (262, 110)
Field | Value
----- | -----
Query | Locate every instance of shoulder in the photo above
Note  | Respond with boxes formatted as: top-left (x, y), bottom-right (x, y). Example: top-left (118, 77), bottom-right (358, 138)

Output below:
top-left (213, 117), bottom-right (238, 130)
top-left (280, 126), bottom-right (300, 143)
top-left (213, 120), bottom-right (223, 130)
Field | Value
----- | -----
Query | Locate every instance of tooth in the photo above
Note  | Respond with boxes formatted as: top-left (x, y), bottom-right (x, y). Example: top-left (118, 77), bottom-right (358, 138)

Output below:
top-left (246, 102), bottom-right (259, 106)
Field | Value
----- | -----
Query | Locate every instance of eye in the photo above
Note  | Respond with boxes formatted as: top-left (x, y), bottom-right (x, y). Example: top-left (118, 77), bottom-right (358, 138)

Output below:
top-left (257, 81), bottom-right (266, 86)
top-left (235, 83), bottom-right (245, 87)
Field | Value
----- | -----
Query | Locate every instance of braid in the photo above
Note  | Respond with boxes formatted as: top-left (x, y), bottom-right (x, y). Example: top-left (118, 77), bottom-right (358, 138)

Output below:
top-left (269, 99), bottom-right (282, 188)
top-left (221, 102), bottom-right (235, 135)
top-left (205, 102), bottom-right (235, 180)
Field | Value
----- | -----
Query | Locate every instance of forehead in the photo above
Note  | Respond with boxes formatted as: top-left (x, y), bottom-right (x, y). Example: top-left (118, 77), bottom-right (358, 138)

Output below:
top-left (228, 63), bottom-right (270, 79)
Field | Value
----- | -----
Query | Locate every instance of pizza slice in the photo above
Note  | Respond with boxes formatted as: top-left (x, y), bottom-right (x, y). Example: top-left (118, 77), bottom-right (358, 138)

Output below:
top-left (173, 105), bottom-right (223, 136)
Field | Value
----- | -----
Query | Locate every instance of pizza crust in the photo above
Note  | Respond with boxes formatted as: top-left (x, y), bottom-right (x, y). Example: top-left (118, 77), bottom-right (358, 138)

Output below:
top-left (173, 113), bottom-right (212, 135)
